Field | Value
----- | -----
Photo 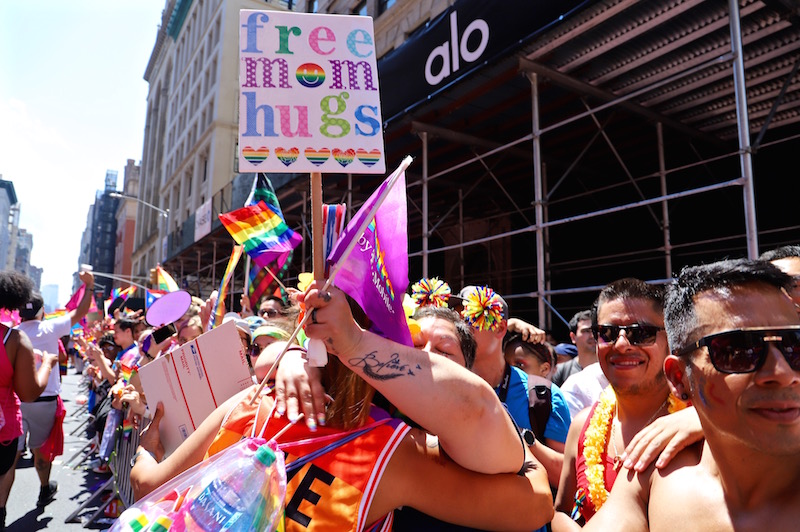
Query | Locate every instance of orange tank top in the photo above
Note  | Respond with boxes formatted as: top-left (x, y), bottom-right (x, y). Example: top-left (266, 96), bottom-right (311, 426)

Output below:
top-left (207, 387), bottom-right (411, 532)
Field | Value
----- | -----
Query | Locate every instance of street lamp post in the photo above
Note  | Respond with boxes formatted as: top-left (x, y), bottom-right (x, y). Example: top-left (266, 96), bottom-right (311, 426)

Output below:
top-left (110, 192), bottom-right (170, 263)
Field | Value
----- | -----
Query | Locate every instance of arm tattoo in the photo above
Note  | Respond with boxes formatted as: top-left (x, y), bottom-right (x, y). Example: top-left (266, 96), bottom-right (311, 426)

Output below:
top-left (347, 351), bottom-right (414, 381)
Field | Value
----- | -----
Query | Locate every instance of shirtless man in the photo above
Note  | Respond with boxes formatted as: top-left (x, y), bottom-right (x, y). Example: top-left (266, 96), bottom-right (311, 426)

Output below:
top-left (584, 259), bottom-right (800, 531)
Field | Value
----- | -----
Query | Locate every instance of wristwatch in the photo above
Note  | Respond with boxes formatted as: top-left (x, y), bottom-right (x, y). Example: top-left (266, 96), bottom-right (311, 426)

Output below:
top-left (522, 428), bottom-right (536, 447)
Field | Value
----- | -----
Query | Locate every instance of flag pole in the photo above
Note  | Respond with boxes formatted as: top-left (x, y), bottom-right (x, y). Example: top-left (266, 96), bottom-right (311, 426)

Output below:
top-left (249, 157), bottom-right (413, 404)
top-left (311, 172), bottom-right (324, 279)
top-left (307, 170), bottom-right (327, 365)
top-left (244, 255), bottom-right (251, 296)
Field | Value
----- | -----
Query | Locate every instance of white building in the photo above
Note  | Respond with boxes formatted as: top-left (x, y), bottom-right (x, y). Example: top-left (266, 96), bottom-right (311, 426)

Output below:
top-left (0, 178), bottom-right (18, 269)
top-left (133, 0), bottom-right (294, 284)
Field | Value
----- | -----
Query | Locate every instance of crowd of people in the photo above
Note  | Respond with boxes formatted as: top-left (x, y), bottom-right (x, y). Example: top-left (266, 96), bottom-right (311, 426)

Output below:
top-left (0, 243), bottom-right (798, 530)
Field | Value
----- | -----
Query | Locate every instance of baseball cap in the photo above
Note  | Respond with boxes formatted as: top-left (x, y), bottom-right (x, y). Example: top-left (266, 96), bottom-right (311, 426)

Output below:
top-left (451, 285), bottom-right (510, 321)
top-left (18, 292), bottom-right (44, 320)
top-left (244, 315), bottom-right (266, 335)
top-left (554, 343), bottom-right (578, 358)
top-left (223, 312), bottom-right (252, 342)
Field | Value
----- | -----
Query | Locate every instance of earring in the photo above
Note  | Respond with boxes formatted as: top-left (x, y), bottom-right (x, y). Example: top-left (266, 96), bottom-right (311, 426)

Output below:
top-left (680, 393), bottom-right (689, 400)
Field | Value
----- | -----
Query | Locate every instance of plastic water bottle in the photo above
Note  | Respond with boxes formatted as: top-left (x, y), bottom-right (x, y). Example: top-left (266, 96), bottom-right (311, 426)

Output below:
top-left (185, 444), bottom-right (276, 531)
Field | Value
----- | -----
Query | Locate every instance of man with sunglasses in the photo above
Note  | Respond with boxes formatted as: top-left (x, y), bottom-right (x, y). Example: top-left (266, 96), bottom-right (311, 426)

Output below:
top-left (553, 278), bottom-right (681, 529)
top-left (583, 259), bottom-right (800, 531)
top-left (760, 244), bottom-right (800, 315)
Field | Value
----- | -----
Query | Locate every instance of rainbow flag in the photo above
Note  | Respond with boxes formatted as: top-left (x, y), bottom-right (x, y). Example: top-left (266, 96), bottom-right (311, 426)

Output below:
top-left (243, 174), bottom-right (297, 307)
top-left (119, 363), bottom-right (135, 384)
top-left (155, 266), bottom-right (179, 292)
top-left (111, 285), bottom-right (136, 301)
top-left (210, 245), bottom-right (244, 329)
top-left (219, 201), bottom-right (302, 270)
top-left (248, 255), bottom-right (292, 308)
top-left (44, 309), bottom-right (68, 320)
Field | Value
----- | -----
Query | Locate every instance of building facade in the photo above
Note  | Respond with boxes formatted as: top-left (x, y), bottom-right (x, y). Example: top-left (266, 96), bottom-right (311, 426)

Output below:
top-left (133, 0), bottom-right (282, 286)
top-left (0, 178), bottom-right (18, 270)
top-left (114, 159), bottom-right (141, 291)
top-left (76, 172), bottom-right (120, 298)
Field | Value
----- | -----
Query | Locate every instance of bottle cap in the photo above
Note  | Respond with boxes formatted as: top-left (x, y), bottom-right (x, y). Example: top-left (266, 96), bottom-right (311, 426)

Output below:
top-left (255, 444), bottom-right (276, 467)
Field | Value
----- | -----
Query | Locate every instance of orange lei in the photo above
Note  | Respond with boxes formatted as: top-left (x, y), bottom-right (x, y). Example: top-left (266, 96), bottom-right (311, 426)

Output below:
top-left (582, 389), bottom-right (688, 512)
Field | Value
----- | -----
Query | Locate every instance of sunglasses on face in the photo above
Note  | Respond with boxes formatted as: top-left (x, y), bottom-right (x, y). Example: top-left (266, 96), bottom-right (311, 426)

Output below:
top-left (248, 344), bottom-right (262, 358)
top-left (673, 326), bottom-right (800, 374)
top-left (260, 309), bottom-right (280, 318)
top-left (592, 324), bottom-right (664, 346)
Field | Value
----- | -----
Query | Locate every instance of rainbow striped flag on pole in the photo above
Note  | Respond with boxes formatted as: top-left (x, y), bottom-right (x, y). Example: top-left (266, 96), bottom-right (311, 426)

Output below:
top-left (210, 245), bottom-right (244, 329)
top-left (111, 285), bottom-right (136, 301)
top-left (155, 265), bottom-right (180, 292)
top-left (243, 174), bottom-right (297, 307)
top-left (219, 201), bottom-right (302, 270)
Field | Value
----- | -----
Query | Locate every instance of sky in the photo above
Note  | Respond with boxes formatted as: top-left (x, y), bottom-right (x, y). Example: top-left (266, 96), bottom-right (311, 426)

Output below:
top-left (0, 1), bottom-right (167, 305)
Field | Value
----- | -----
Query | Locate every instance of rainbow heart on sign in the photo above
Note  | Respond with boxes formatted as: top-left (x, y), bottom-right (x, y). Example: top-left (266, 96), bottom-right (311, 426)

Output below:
top-left (356, 149), bottom-right (381, 167)
top-left (276, 147), bottom-right (299, 167)
top-left (304, 147), bottom-right (330, 166)
top-left (332, 148), bottom-right (356, 168)
top-left (242, 146), bottom-right (269, 165)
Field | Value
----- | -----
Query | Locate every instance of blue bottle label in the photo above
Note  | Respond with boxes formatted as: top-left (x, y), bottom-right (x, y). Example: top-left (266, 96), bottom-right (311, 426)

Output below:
top-left (189, 479), bottom-right (243, 529)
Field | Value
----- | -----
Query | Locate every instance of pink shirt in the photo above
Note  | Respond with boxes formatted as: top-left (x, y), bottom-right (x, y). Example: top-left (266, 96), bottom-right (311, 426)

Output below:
top-left (0, 325), bottom-right (22, 442)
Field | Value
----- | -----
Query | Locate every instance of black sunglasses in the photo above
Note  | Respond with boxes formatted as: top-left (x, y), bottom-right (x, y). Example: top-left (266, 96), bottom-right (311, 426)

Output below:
top-left (673, 326), bottom-right (800, 374)
top-left (592, 324), bottom-right (664, 346)
top-left (248, 343), bottom-right (262, 358)
top-left (260, 309), bottom-right (280, 318)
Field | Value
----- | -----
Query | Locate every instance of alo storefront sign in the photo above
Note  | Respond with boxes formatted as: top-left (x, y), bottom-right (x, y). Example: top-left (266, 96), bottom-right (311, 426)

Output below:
top-left (378, 0), bottom-right (588, 122)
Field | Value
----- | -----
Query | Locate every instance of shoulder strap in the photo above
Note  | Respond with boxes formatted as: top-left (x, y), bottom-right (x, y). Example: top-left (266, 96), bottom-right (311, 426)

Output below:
top-left (280, 418), bottom-right (391, 475)
top-left (2, 324), bottom-right (11, 344)
top-left (496, 363), bottom-right (513, 403)
top-left (526, 375), bottom-right (552, 441)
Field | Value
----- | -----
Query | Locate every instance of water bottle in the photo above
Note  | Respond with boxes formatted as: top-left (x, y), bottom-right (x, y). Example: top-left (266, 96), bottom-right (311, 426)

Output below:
top-left (185, 444), bottom-right (276, 531)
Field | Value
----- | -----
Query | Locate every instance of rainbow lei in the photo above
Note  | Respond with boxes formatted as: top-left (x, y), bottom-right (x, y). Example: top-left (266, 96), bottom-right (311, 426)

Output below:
top-left (460, 286), bottom-right (504, 332)
top-left (411, 277), bottom-right (451, 307)
top-left (578, 389), bottom-right (689, 518)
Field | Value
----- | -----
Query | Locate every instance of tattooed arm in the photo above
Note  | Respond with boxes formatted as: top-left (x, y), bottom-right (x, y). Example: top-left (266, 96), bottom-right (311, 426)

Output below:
top-left (300, 283), bottom-right (527, 475)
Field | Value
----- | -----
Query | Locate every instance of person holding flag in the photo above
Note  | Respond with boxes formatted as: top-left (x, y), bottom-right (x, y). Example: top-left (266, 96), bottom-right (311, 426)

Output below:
top-left (130, 282), bottom-right (554, 530)
top-left (11, 269), bottom-right (95, 509)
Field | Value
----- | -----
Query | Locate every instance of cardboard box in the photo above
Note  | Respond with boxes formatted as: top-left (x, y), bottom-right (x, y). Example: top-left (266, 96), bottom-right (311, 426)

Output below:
top-left (138, 320), bottom-right (254, 455)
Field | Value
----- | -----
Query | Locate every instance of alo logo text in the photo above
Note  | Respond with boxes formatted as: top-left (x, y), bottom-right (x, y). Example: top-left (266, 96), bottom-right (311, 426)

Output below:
top-left (425, 11), bottom-right (489, 86)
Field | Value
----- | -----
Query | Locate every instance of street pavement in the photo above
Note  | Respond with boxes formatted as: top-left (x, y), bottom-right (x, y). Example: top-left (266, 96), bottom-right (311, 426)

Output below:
top-left (5, 369), bottom-right (121, 530)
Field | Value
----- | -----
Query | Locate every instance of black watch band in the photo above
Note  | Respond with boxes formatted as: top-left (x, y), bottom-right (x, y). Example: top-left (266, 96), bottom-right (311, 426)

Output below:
top-left (522, 428), bottom-right (536, 447)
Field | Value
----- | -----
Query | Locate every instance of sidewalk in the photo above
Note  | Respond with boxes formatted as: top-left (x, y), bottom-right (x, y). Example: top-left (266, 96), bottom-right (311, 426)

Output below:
top-left (5, 369), bottom-right (120, 530)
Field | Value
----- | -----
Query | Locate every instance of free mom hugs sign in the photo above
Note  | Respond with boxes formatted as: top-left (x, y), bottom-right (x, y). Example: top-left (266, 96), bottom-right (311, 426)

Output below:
top-left (238, 10), bottom-right (385, 174)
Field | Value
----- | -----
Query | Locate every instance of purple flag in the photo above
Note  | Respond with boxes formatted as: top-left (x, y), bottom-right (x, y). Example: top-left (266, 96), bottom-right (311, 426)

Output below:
top-left (328, 163), bottom-right (412, 346)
